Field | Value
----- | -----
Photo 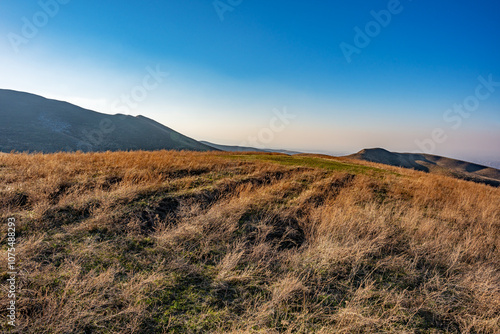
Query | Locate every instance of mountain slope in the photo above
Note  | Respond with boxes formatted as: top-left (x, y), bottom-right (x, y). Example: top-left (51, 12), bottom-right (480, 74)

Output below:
top-left (349, 148), bottom-right (500, 186)
top-left (0, 89), bottom-right (216, 152)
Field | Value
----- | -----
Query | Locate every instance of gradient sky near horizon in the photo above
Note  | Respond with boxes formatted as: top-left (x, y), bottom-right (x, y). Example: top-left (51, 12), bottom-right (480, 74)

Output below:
top-left (1, 0), bottom-right (499, 162)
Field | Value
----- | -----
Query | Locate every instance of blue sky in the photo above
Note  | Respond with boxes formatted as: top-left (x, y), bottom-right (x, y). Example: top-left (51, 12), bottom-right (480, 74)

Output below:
top-left (1, 0), bottom-right (499, 162)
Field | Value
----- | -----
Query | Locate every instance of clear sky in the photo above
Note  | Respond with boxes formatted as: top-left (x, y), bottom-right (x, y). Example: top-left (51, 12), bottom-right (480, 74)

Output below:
top-left (1, 0), bottom-right (499, 163)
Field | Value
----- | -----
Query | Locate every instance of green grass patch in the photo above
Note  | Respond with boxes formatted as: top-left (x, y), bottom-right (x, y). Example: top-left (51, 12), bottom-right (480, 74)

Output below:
top-left (222, 154), bottom-right (395, 176)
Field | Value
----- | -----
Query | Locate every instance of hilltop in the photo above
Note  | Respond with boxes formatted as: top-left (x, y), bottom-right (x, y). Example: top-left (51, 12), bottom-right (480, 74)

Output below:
top-left (0, 89), bottom-right (215, 153)
top-left (1, 151), bottom-right (499, 333)
top-left (349, 148), bottom-right (500, 187)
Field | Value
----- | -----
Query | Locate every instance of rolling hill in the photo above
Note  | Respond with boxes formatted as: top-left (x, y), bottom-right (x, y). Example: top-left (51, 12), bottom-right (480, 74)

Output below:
top-left (0, 89), bottom-right (215, 153)
top-left (349, 148), bottom-right (500, 187)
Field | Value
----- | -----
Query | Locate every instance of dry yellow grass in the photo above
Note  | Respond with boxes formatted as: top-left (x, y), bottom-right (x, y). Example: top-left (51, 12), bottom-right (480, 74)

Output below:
top-left (0, 150), bottom-right (499, 333)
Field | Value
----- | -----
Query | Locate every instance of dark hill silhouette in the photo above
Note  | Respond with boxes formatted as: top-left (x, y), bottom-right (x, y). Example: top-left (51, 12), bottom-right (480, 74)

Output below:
top-left (349, 148), bottom-right (500, 187)
top-left (0, 89), bottom-right (215, 153)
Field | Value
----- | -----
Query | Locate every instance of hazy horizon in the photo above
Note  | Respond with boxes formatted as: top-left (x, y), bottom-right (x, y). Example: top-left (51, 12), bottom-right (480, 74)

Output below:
top-left (1, 1), bottom-right (499, 164)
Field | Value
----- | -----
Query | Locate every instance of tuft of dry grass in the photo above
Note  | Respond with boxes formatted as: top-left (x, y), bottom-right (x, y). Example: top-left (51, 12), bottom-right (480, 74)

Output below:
top-left (0, 150), bottom-right (499, 333)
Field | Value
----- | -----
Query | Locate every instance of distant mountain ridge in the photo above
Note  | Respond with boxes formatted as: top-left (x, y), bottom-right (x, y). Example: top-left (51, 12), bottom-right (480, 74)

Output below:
top-left (200, 141), bottom-right (302, 155)
top-left (0, 89), bottom-right (216, 153)
top-left (2, 89), bottom-right (498, 190)
top-left (349, 148), bottom-right (500, 187)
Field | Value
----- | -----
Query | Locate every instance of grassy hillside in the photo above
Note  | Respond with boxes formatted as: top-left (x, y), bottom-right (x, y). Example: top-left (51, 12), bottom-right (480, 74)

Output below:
top-left (1, 151), bottom-right (499, 333)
